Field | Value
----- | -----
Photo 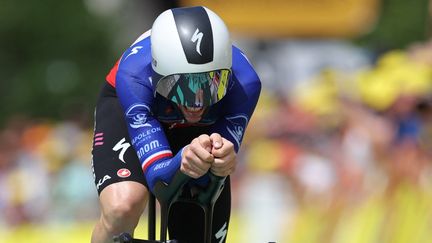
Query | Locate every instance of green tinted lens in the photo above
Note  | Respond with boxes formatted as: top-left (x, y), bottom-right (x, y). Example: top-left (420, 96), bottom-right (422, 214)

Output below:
top-left (156, 69), bottom-right (231, 107)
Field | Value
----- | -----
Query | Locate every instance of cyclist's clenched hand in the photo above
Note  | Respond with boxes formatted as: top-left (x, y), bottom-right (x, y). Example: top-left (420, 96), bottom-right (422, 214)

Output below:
top-left (210, 133), bottom-right (236, 177)
top-left (181, 134), bottom-right (214, 178)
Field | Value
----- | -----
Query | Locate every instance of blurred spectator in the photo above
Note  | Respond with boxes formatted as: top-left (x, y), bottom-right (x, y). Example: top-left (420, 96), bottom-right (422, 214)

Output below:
top-left (0, 117), bottom-right (97, 228)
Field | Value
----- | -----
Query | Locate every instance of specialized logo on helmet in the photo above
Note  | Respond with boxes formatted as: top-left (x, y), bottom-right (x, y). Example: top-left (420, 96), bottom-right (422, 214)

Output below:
top-left (172, 7), bottom-right (213, 64)
top-left (191, 28), bottom-right (203, 56)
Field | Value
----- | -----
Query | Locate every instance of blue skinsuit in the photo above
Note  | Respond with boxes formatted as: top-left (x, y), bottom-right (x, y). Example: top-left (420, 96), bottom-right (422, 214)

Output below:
top-left (106, 31), bottom-right (261, 191)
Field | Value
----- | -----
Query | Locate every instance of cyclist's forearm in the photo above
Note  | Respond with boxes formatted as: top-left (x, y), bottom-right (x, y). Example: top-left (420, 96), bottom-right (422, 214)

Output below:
top-left (144, 147), bottom-right (185, 193)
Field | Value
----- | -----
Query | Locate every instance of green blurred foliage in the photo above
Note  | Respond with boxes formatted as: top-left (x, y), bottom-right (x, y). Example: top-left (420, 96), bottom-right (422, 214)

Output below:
top-left (0, 0), bottom-right (114, 126)
top-left (0, 0), bottom-right (429, 126)
top-left (358, 0), bottom-right (430, 52)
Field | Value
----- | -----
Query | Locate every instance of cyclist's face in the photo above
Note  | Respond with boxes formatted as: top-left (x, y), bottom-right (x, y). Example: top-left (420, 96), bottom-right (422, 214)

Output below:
top-left (178, 105), bottom-right (206, 123)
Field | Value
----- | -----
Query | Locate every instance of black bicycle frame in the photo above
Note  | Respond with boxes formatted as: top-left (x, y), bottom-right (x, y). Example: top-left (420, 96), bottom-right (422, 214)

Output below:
top-left (114, 171), bottom-right (226, 243)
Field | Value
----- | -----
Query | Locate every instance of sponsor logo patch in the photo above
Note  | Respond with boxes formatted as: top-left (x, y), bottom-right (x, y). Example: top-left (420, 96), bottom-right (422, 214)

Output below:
top-left (113, 138), bottom-right (131, 163)
top-left (131, 127), bottom-right (162, 145)
top-left (215, 222), bottom-right (228, 243)
top-left (94, 132), bottom-right (104, 146)
top-left (191, 28), bottom-right (204, 55)
top-left (137, 140), bottom-right (162, 159)
top-left (96, 175), bottom-right (112, 190)
top-left (124, 46), bottom-right (143, 60)
top-left (117, 168), bottom-right (131, 178)
top-left (226, 114), bottom-right (249, 148)
top-left (125, 104), bottom-right (151, 129)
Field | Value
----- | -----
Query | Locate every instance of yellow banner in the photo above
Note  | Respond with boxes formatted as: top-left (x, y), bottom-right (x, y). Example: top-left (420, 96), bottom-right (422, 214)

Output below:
top-left (180, 0), bottom-right (380, 38)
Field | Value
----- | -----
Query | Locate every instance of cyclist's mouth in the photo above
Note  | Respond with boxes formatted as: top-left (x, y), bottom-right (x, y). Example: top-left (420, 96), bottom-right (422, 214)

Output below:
top-left (185, 106), bottom-right (204, 113)
top-left (179, 106), bottom-right (206, 121)
top-left (183, 107), bottom-right (204, 117)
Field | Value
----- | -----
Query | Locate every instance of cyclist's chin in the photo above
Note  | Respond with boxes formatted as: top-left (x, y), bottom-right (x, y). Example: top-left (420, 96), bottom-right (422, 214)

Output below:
top-left (184, 116), bottom-right (202, 123)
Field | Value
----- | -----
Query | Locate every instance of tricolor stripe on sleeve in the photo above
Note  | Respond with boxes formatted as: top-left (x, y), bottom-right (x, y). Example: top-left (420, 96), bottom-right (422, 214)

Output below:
top-left (141, 150), bottom-right (173, 171)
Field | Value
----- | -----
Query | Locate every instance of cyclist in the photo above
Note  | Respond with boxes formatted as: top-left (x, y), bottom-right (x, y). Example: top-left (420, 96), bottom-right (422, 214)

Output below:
top-left (91, 6), bottom-right (261, 243)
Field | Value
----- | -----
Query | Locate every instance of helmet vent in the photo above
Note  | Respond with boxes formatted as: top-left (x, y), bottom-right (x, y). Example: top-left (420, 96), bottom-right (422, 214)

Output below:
top-left (172, 7), bottom-right (214, 64)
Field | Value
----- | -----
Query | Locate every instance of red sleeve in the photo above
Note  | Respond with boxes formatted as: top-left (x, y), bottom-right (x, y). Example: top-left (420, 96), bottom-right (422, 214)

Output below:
top-left (106, 58), bottom-right (121, 87)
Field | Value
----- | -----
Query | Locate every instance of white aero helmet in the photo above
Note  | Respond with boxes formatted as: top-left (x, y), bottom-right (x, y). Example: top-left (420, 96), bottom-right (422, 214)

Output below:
top-left (151, 6), bottom-right (232, 107)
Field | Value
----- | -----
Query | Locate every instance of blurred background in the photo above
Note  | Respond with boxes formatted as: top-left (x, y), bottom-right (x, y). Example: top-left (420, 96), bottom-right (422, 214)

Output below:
top-left (1, 0), bottom-right (432, 242)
